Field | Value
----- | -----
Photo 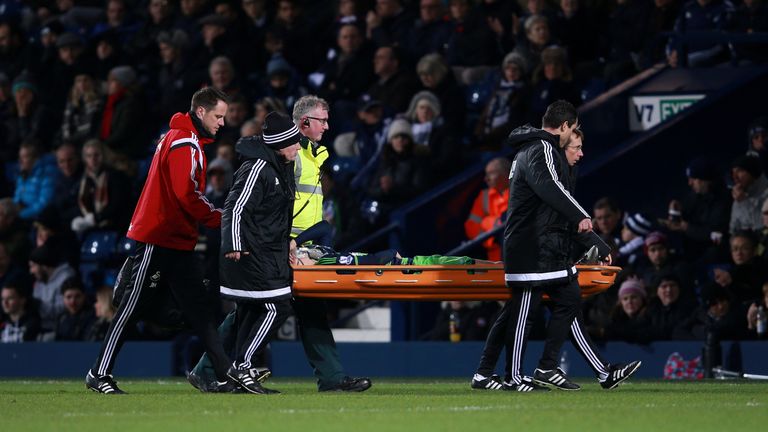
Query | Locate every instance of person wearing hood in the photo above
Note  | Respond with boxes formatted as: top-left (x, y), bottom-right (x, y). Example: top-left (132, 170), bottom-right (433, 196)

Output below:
top-left (471, 100), bottom-right (639, 392)
top-left (217, 112), bottom-right (300, 394)
top-left (86, 87), bottom-right (237, 395)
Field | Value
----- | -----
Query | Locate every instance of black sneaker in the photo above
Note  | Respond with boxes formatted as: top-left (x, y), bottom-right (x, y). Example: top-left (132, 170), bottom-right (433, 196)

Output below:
top-left (533, 368), bottom-right (581, 391)
top-left (86, 370), bottom-right (126, 394)
top-left (319, 376), bottom-right (372, 392)
top-left (251, 367), bottom-right (272, 383)
top-left (600, 361), bottom-right (642, 390)
top-left (504, 376), bottom-right (550, 392)
top-left (227, 366), bottom-right (274, 394)
top-left (471, 374), bottom-right (504, 390)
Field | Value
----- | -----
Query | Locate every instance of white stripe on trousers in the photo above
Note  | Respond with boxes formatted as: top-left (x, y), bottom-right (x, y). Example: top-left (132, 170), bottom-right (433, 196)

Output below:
top-left (97, 244), bottom-right (154, 375)
top-left (239, 302), bottom-right (277, 369)
top-left (570, 318), bottom-right (608, 378)
top-left (510, 289), bottom-right (532, 385)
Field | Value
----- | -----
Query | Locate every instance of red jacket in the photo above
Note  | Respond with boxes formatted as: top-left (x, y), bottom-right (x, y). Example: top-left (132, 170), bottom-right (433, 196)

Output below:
top-left (127, 113), bottom-right (222, 250)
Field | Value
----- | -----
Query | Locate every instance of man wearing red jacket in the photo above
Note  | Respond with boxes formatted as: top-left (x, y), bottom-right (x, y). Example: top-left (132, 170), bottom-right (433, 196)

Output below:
top-left (86, 87), bottom-right (235, 394)
top-left (464, 157), bottom-right (511, 261)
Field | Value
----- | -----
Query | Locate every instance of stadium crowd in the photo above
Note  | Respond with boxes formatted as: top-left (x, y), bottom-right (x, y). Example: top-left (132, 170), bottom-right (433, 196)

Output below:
top-left (1, 0), bottom-right (768, 346)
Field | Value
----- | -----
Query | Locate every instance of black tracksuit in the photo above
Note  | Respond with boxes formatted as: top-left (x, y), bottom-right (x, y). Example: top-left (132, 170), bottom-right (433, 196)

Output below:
top-left (219, 136), bottom-right (294, 369)
top-left (476, 125), bottom-right (611, 385)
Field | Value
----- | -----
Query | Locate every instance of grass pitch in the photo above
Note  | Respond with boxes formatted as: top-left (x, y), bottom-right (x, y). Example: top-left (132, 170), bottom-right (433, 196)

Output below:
top-left (1, 378), bottom-right (766, 432)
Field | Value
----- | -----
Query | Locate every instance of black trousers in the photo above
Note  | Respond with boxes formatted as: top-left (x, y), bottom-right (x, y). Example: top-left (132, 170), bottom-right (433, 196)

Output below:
top-left (476, 277), bottom-right (608, 384)
top-left (91, 243), bottom-right (231, 380)
top-left (233, 299), bottom-right (292, 369)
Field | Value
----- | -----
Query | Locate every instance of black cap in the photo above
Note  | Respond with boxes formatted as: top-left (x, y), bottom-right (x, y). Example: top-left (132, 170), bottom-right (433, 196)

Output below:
top-left (262, 112), bottom-right (301, 149)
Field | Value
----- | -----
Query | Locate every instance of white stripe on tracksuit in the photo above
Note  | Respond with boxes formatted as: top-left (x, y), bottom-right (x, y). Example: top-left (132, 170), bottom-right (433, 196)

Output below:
top-left (239, 303), bottom-right (277, 369)
top-left (541, 141), bottom-right (591, 219)
top-left (510, 289), bottom-right (533, 385)
top-left (231, 160), bottom-right (266, 251)
top-left (570, 318), bottom-right (608, 379)
top-left (97, 244), bottom-right (154, 375)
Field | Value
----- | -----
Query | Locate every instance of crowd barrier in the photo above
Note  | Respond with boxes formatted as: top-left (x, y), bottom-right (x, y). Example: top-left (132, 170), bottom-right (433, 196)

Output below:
top-left (1, 340), bottom-right (766, 378)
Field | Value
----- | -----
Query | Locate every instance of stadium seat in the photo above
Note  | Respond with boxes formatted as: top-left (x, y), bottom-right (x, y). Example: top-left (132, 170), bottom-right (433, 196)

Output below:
top-left (80, 230), bottom-right (119, 263)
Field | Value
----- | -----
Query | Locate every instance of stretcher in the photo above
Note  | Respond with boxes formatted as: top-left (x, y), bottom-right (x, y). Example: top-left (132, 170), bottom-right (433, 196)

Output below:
top-left (292, 264), bottom-right (621, 301)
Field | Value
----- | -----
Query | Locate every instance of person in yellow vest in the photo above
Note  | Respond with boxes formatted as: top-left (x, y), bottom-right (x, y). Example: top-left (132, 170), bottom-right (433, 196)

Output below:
top-left (289, 95), bottom-right (372, 391)
top-left (464, 157), bottom-right (511, 261)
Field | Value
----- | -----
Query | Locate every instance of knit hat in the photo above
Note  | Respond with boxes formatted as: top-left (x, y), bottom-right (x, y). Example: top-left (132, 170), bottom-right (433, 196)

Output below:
top-left (502, 51), bottom-right (527, 75)
top-left (198, 13), bottom-right (228, 28)
top-left (266, 56), bottom-right (292, 78)
top-left (56, 32), bottom-right (83, 48)
top-left (618, 279), bottom-right (646, 299)
top-left (156, 30), bottom-right (189, 50)
top-left (644, 231), bottom-right (667, 248)
top-left (108, 65), bottom-right (137, 88)
top-left (387, 118), bottom-right (414, 142)
top-left (12, 73), bottom-right (38, 95)
top-left (262, 112), bottom-right (300, 149)
top-left (685, 157), bottom-right (718, 181)
top-left (624, 212), bottom-right (654, 237)
top-left (405, 90), bottom-right (441, 120)
top-left (731, 154), bottom-right (763, 178)
top-left (357, 93), bottom-right (383, 112)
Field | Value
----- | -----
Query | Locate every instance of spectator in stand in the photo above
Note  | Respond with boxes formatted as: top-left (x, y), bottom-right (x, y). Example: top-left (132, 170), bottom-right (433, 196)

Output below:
top-left (202, 157), bottom-right (233, 290)
top-left (335, 96), bottom-right (391, 193)
top-left (416, 53), bottom-right (466, 135)
top-left (216, 93), bottom-right (250, 148)
top-left (207, 56), bottom-right (247, 101)
top-left (33, 205), bottom-right (80, 269)
top-left (616, 212), bottom-right (655, 267)
top-left (674, 284), bottom-right (748, 340)
top-left (404, 90), bottom-right (460, 183)
top-left (732, 0), bottom-right (768, 63)
top-left (444, 0), bottom-right (502, 68)
top-left (601, 0), bottom-right (651, 83)
top-left (426, 300), bottom-right (501, 341)
top-left (86, 284), bottom-right (117, 341)
top-left (746, 116), bottom-right (768, 172)
top-left (92, 30), bottom-right (130, 83)
top-left (367, 45), bottom-right (420, 114)
top-left (55, 277), bottom-right (96, 341)
top-left (640, 0), bottom-right (682, 68)
top-left (552, 0), bottom-right (600, 71)
top-left (1, 283), bottom-right (41, 343)
top-left (60, 73), bottom-right (103, 146)
top-left (0, 21), bottom-right (37, 79)
top-left (13, 141), bottom-right (60, 221)
top-left (366, 118), bottom-right (429, 220)
top-left (100, 65), bottom-right (148, 173)
top-left (729, 154), bottom-right (768, 233)
top-left (646, 273), bottom-right (697, 340)
top-left (528, 46), bottom-right (580, 124)
top-left (474, 52), bottom-right (530, 151)
top-left (708, 230), bottom-right (766, 306)
top-left (667, 0), bottom-right (735, 68)
top-left (316, 23), bottom-right (375, 105)
top-left (0, 199), bottom-right (29, 263)
top-left (365, 0), bottom-right (415, 49)
top-left (91, 0), bottom-right (139, 47)
top-left (6, 73), bottom-right (55, 156)
top-left (52, 143), bottom-right (84, 229)
top-left (131, 0), bottom-right (176, 61)
top-left (0, 243), bottom-right (22, 291)
top-left (174, 0), bottom-right (210, 37)
top-left (593, 196), bottom-right (624, 253)
top-left (603, 278), bottom-right (652, 343)
top-left (259, 55), bottom-right (307, 112)
top-left (191, 14), bottom-right (241, 73)
top-left (662, 156), bottom-right (731, 262)
top-left (464, 157), bottom-right (511, 261)
top-left (404, 0), bottom-right (452, 65)
top-left (240, 0), bottom-right (271, 78)
top-left (271, 0), bottom-right (324, 75)
top-left (70, 139), bottom-right (133, 235)
top-left (512, 14), bottom-right (556, 76)
top-left (45, 33), bottom-right (94, 112)
top-left (746, 281), bottom-right (768, 337)
top-left (28, 238), bottom-right (76, 339)
top-left (758, 198), bottom-right (768, 260)
top-left (633, 231), bottom-right (696, 301)
top-left (154, 30), bottom-right (203, 125)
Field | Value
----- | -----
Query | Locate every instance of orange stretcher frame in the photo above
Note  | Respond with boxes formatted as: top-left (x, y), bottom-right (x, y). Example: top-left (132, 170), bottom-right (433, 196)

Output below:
top-left (292, 264), bottom-right (621, 301)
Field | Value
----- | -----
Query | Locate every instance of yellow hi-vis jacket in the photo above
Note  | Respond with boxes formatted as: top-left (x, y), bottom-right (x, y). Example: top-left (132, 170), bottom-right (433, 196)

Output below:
top-left (291, 137), bottom-right (328, 238)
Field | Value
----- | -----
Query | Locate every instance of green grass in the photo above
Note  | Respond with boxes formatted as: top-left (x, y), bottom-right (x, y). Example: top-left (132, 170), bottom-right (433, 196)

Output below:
top-left (1, 379), bottom-right (766, 432)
